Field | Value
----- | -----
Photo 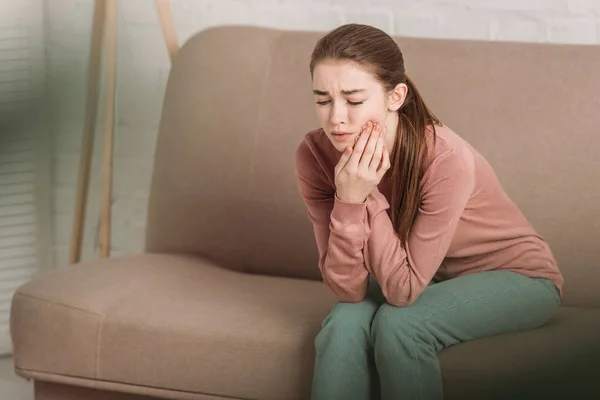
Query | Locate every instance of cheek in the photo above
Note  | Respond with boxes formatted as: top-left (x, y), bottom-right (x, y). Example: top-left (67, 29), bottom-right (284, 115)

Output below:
top-left (375, 101), bottom-right (392, 123)
top-left (352, 104), bottom-right (385, 125)
top-left (348, 106), bottom-right (369, 122)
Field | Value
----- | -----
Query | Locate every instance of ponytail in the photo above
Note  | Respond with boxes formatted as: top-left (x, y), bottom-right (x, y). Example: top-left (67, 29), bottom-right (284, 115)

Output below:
top-left (389, 76), bottom-right (440, 244)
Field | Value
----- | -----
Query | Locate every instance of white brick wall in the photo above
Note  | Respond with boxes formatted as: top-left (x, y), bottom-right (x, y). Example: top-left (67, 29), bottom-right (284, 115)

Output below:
top-left (45, 0), bottom-right (600, 267)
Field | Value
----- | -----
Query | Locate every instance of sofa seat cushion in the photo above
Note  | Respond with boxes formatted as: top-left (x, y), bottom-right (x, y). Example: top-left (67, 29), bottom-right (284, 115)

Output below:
top-left (439, 305), bottom-right (600, 399)
top-left (11, 254), bottom-right (600, 400)
top-left (10, 253), bottom-right (335, 400)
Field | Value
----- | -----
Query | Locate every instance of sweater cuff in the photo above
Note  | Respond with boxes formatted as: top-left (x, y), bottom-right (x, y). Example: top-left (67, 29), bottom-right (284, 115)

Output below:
top-left (331, 194), bottom-right (367, 225)
top-left (366, 188), bottom-right (390, 212)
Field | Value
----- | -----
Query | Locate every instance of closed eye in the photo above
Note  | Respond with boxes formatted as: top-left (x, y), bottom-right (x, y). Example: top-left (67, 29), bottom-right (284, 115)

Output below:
top-left (315, 100), bottom-right (365, 106)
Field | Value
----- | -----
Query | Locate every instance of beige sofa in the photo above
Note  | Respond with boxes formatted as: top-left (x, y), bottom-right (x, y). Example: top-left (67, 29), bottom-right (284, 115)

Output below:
top-left (10, 26), bottom-right (600, 400)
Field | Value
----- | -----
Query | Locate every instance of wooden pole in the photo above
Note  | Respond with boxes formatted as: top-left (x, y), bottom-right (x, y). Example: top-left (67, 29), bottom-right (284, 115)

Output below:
top-left (70, 0), bottom-right (105, 264)
top-left (155, 0), bottom-right (179, 63)
top-left (99, 0), bottom-right (118, 259)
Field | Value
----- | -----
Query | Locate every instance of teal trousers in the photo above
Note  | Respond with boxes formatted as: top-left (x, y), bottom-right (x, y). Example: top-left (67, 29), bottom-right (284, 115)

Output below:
top-left (311, 270), bottom-right (561, 400)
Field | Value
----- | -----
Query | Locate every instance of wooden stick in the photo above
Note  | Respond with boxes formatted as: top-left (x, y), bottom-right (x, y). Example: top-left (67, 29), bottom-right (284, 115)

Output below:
top-left (99, 0), bottom-right (118, 259)
top-left (70, 0), bottom-right (105, 264)
top-left (155, 0), bottom-right (179, 63)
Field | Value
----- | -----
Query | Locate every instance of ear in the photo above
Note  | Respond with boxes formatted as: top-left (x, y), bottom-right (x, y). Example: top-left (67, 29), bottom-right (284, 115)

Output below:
top-left (387, 83), bottom-right (408, 112)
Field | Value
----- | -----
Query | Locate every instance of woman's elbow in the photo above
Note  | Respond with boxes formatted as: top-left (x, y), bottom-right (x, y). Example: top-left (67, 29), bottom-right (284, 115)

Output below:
top-left (336, 290), bottom-right (366, 303)
top-left (384, 286), bottom-right (424, 307)
top-left (323, 279), bottom-right (367, 303)
top-left (385, 296), bottom-right (416, 307)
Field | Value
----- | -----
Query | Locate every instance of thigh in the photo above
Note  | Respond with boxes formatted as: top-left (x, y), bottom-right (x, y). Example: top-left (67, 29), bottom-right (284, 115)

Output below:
top-left (377, 270), bottom-right (561, 350)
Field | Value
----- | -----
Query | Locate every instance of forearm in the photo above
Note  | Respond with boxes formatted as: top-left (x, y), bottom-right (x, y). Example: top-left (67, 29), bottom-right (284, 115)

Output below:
top-left (319, 196), bottom-right (370, 302)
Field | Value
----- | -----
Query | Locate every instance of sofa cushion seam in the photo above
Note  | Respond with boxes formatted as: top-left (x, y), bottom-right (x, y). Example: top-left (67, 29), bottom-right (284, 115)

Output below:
top-left (13, 292), bottom-right (106, 317)
top-left (96, 313), bottom-right (106, 380)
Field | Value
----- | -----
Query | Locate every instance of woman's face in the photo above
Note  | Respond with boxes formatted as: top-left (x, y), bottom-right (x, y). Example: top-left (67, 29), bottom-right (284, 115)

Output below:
top-left (312, 59), bottom-right (402, 153)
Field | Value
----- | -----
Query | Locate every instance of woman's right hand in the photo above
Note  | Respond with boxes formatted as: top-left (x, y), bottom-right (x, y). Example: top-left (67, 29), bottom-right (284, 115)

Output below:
top-left (334, 121), bottom-right (391, 204)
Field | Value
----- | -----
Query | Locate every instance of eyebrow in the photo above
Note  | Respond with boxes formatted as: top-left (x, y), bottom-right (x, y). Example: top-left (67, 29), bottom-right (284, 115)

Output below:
top-left (312, 89), bottom-right (365, 96)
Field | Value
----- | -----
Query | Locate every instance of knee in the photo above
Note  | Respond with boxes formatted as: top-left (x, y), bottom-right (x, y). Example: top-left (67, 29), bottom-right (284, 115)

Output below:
top-left (315, 300), bottom-right (379, 352)
top-left (371, 303), bottom-right (431, 352)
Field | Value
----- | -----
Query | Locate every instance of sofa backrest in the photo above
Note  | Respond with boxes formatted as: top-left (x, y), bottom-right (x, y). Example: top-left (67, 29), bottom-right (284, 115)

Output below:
top-left (145, 26), bottom-right (600, 308)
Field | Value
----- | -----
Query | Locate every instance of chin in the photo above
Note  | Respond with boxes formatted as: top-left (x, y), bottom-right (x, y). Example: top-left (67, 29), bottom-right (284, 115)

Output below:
top-left (327, 137), bottom-right (347, 153)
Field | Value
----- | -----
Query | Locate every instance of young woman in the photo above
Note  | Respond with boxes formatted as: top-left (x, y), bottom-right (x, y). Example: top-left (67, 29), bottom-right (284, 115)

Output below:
top-left (294, 23), bottom-right (563, 400)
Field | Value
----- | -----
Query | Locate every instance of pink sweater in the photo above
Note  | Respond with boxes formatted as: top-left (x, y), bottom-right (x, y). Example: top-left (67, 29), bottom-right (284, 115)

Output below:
top-left (294, 125), bottom-right (563, 306)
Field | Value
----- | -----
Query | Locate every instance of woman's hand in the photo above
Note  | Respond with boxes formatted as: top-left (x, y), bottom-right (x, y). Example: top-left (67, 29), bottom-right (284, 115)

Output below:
top-left (334, 121), bottom-right (391, 204)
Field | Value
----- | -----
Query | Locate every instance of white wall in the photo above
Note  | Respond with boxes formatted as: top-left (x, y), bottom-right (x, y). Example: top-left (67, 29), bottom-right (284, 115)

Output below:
top-left (46, 0), bottom-right (600, 267)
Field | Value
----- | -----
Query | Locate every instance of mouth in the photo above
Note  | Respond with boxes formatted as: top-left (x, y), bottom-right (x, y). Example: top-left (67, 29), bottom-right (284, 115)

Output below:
top-left (331, 131), bottom-right (354, 142)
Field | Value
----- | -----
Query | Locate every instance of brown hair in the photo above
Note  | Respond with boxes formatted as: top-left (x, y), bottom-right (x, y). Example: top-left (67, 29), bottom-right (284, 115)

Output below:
top-left (309, 23), bottom-right (441, 244)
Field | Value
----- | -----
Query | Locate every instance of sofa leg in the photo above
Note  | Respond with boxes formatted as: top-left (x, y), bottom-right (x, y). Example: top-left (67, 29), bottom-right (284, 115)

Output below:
top-left (34, 380), bottom-right (163, 400)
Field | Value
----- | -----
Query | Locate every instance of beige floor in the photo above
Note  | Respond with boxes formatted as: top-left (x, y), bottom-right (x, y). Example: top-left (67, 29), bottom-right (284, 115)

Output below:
top-left (0, 356), bottom-right (32, 399)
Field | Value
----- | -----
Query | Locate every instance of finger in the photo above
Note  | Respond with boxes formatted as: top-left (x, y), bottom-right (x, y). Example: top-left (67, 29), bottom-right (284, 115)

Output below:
top-left (358, 122), bottom-right (381, 170)
top-left (335, 145), bottom-right (353, 175)
top-left (336, 124), bottom-right (367, 174)
top-left (348, 123), bottom-right (373, 168)
top-left (369, 134), bottom-right (385, 172)
top-left (353, 124), bottom-right (367, 146)
top-left (377, 143), bottom-right (391, 179)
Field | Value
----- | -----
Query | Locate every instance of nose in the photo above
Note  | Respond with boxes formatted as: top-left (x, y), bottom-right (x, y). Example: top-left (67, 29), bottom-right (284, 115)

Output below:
top-left (329, 101), bottom-right (347, 126)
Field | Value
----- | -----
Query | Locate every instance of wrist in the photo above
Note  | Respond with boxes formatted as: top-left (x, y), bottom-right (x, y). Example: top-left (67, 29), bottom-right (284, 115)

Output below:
top-left (335, 192), bottom-right (367, 204)
top-left (332, 193), bottom-right (367, 226)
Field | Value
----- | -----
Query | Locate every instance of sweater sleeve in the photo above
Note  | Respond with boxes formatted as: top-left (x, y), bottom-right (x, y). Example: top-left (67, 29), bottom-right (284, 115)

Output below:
top-left (294, 142), bottom-right (369, 302)
top-left (364, 147), bottom-right (475, 306)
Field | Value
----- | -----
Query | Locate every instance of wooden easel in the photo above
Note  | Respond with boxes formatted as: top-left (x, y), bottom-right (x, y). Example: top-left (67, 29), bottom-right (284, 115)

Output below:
top-left (69, 0), bottom-right (180, 263)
